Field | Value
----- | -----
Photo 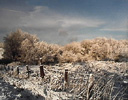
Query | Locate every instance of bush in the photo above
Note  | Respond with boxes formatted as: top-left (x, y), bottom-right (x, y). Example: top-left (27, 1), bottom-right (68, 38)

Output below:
top-left (20, 35), bottom-right (39, 64)
top-left (60, 38), bottom-right (128, 62)
top-left (34, 42), bottom-right (61, 64)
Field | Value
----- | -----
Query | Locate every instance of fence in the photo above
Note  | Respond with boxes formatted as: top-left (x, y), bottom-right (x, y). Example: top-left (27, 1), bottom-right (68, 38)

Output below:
top-left (0, 63), bottom-right (128, 100)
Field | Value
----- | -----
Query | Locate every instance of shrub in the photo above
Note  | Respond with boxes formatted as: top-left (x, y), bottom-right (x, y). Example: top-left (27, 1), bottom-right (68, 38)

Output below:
top-left (19, 33), bottom-right (39, 64)
top-left (36, 42), bottom-right (61, 64)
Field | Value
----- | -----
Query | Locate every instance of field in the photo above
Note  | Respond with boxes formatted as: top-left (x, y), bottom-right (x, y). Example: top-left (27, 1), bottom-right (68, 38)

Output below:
top-left (0, 61), bottom-right (128, 100)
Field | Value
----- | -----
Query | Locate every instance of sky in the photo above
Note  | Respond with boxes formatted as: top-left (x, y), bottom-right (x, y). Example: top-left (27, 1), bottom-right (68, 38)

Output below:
top-left (0, 0), bottom-right (128, 45)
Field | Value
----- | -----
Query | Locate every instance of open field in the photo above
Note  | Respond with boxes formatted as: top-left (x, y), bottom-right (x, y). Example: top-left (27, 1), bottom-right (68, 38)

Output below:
top-left (0, 61), bottom-right (128, 100)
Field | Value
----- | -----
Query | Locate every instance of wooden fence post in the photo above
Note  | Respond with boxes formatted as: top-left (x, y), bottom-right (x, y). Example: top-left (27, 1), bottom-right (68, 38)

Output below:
top-left (40, 65), bottom-right (45, 78)
top-left (17, 66), bottom-right (19, 78)
top-left (26, 65), bottom-right (30, 78)
top-left (64, 69), bottom-right (69, 89)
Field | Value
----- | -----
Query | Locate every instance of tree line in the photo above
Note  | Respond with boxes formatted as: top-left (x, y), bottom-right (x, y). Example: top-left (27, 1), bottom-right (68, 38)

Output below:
top-left (3, 29), bottom-right (128, 64)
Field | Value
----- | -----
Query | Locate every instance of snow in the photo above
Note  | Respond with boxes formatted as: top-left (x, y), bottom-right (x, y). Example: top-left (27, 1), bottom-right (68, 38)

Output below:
top-left (0, 61), bottom-right (128, 100)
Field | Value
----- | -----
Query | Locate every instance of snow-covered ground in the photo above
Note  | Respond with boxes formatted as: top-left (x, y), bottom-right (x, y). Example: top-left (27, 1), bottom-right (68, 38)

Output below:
top-left (0, 48), bottom-right (4, 59)
top-left (0, 78), bottom-right (45, 100)
top-left (0, 61), bottom-right (128, 100)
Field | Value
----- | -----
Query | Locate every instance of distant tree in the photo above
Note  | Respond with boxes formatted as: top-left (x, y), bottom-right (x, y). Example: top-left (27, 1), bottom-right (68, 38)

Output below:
top-left (3, 29), bottom-right (39, 61)
top-left (3, 29), bottom-right (24, 60)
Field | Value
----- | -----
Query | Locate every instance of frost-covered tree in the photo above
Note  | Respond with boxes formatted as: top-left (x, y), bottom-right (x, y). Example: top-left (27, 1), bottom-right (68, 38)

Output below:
top-left (3, 29), bottom-right (39, 61)
top-left (3, 29), bottom-right (25, 60)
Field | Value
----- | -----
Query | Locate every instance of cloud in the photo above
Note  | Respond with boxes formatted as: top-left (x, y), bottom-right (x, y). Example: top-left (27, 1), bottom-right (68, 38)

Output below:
top-left (58, 29), bottom-right (68, 36)
top-left (59, 18), bottom-right (105, 28)
top-left (100, 18), bottom-right (128, 32)
top-left (20, 6), bottom-right (105, 44)
top-left (21, 6), bottom-right (105, 30)
top-left (100, 28), bottom-right (128, 32)
top-left (0, 8), bottom-right (24, 13)
top-left (68, 37), bottom-right (78, 42)
top-left (0, 6), bottom-right (105, 44)
top-left (0, 8), bottom-right (27, 30)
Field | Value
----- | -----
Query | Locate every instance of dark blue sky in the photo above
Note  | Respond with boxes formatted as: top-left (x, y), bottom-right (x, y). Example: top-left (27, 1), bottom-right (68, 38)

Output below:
top-left (0, 0), bottom-right (128, 44)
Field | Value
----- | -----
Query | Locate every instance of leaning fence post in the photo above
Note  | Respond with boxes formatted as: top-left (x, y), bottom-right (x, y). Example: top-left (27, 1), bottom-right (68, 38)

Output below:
top-left (87, 74), bottom-right (94, 100)
top-left (64, 69), bottom-right (69, 89)
top-left (40, 65), bottom-right (45, 78)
